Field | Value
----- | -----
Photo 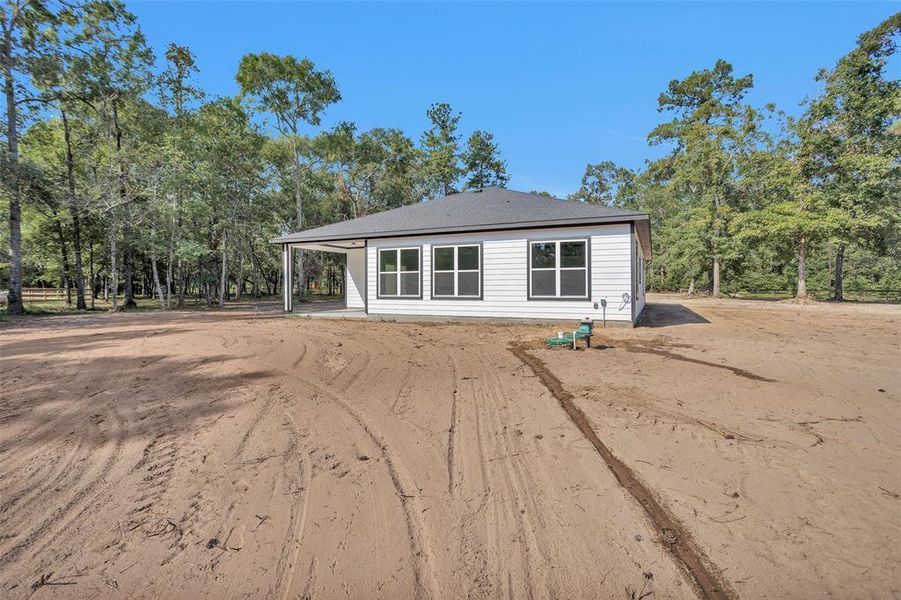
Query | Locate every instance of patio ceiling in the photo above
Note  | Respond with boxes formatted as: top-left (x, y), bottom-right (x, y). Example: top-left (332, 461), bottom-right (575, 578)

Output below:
top-left (287, 239), bottom-right (365, 254)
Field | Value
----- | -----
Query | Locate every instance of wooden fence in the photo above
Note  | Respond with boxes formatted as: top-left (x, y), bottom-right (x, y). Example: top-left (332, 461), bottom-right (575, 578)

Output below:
top-left (20, 288), bottom-right (68, 301)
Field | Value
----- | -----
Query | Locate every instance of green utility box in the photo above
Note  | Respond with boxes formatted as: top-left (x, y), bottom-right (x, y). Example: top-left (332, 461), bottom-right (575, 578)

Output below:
top-left (545, 319), bottom-right (593, 349)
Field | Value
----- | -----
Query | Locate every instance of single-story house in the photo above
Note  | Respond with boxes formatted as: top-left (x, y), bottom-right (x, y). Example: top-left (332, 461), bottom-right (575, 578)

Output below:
top-left (271, 188), bottom-right (650, 324)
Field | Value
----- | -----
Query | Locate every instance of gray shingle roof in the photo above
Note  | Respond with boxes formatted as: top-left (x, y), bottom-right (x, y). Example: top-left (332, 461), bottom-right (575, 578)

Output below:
top-left (272, 188), bottom-right (651, 255)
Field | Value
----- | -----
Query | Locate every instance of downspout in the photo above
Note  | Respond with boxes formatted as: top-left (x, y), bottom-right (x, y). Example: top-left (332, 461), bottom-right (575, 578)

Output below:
top-left (363, 239), bottom-right (369, 314)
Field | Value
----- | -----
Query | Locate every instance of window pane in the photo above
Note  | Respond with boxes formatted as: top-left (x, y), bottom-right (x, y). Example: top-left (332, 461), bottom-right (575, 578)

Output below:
top-left (458, 272), bottom-right (479, 296)
top-left (400, 248), bottom-right (419, 272)
top-left (434, 247), bottom-right (454, 271)
top-left (380, 250), bottom-right (397, 272)
top-left (434, 272), bottom-right (454, 296)
top-left (531, 242), bottom-right (556, 268)
top-left (532, 270), bottom-right (555, 296)
top-left (561, 241), bottom-right (586, 268)
top-left (400, 272), bottom-right (419, 296)
top-left (380, 273), bottom-right (397, 296)
top-left (458, 245), bottom-right (479, 270)
top-left (560, 269), bottom-right (587, 297)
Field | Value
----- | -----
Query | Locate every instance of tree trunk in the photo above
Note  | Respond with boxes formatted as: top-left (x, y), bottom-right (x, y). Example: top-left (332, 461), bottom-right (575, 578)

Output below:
top-left (712, 257), bottom-right (721, 298)
top-left (177, 257), bottom-right (186, 308)
top-left (120, 220), bottom-right (134, 306)
top-left (796, 236), bottom-right (808, 300)
top-left (328, 264), bottom-right (335, 296)
top-left (51, 209), bottom-right (73, 306)
top-left (111, 100), bottom-right (136, 309)
top-left (235, 255), bottom-right (244, 301)
top-left (3, 23), bottom-right (23, 315)
top-left (218, 229), bottom-right (227, 307)
top-left (293, 152), bottom-right (304, 303)
top-left (89, 242), bottom-right (95, 309)
top-left (249, 239), bottom-right (261, 298)
top-left (834, 243), bottom-right (845, 302)
top-left (61, 109), bottom-right (87, 309)
top-left (166, 228), bottom-right (174, 308)
top-left (109, 218), bottom-right (118, 310)
top-left (151, 253), bottom-right (165, 308)
top-left (687, 278), bottom-right (695, 296)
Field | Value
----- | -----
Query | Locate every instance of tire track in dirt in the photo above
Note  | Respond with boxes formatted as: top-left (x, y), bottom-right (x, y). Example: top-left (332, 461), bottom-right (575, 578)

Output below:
top-left (0, 323), bottom-right (177, 571)
top-left (325, 390), bottom-right (437, 600)
top-left (0, 401), bottom-right (126, 568)
top-left (446, 355), bottom-right (460, 497)
top-left (122, 431), bottom-right (179, 536)
top-left (0, 343), bottom-right (124, 469)
top-left (267, 325), bottom-right (437, 599)
top-left (268, 405), bottom-right (313, 600)
top-left (458, 346), bottom-right (540, 599)
top-left (279, 364), bottom-right (437, 599)
top-left (616, 339), bottom-right (776, 383)
top-left (434, 340), bottom-right (553, 598)
top-left (509, 343), bottom-right (736, 600)
top-left (0, 437), bottom-right (85, 524)
top-left (28, 406), bottom-right (132, 564)
top-left (230, 387), bottom-right (280, 461)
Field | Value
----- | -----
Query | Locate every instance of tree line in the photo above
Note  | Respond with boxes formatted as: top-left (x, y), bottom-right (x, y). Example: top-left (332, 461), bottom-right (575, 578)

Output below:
top-left (568, 15), bottom-right (900, 300)
top-left (1, 0), bottom-right (510, 314)
top-left (2, 4), bottom-right (898, 315)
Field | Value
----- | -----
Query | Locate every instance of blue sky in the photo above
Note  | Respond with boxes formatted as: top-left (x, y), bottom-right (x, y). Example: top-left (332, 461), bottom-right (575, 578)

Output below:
top-left (129, 1), bottom-right (899, 197)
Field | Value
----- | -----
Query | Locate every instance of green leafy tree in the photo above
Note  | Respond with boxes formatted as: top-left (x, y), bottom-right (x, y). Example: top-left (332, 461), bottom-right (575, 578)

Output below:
top-left (322, 123), bottom-right (422, 218)
top-left (236, 52), bottom-right (340, 300)
top-left (802, 15), bottom-right (900, 300)
top-left (61, 2), bottom-right (153, 309)
top-left (628, 160), bottom-right (710, 293)
top-left (649, 59), bottom-right (759, 297)
top-left (158, 43), bottom-right (202, 307)
top-left (28, 3), bottom-right (132, 309)
top-left (461, 129), bottom-right (509, 190)
top-left (2, 0), bottom-right (56, 314)
top-left (421, 102), bottom-right (461, 197)
top-left (193, 97), bottom-right (266, 306)
top-left (19, 120), bottom-right (74, 299)
top-left (734, 114), bottom-right (849, 299)
top-left (569, 161), bottom-right (636, 206)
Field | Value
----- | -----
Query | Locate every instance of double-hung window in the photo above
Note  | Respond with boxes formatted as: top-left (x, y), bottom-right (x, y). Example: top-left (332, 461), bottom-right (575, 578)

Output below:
top-left (529, 239), bottom-right (589, 299)
top-left (378, 247), bottom-right (420, 298)
top-left (432, 244), bottom-right (481, 299)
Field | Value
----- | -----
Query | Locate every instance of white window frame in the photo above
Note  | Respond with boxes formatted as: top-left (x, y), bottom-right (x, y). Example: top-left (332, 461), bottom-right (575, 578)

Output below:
top-left (528, 238), bottom-right (590, 300)
top-left (432, 243), bottom-right (482, 299)
top-left (377, 247), bottom-right (421, 298)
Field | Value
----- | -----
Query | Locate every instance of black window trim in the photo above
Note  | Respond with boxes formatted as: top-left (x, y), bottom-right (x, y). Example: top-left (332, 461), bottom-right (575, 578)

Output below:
top-left (430, 242), bottom-right (484, 301)
top-left (376, 246), bottom-right (423, 300)
top-left (527, 237), bottom-right (591, 301)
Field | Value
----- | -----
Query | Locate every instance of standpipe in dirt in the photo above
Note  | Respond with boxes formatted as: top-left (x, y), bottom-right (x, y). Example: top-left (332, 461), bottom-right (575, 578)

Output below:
top-left (508, 344), bottom-right (736, 600)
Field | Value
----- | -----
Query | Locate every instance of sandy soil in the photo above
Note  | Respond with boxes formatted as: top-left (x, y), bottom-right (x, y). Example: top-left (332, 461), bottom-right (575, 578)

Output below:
top-left (538, 296), bottom-right (901, 599)
top-left (0, 296), bottom-right (898, 599)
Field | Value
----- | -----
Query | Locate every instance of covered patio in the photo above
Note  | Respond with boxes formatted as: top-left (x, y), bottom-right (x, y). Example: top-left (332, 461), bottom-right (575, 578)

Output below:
top-left (281, 239), bottom-right (366, 314)
top-left (289, 299), bottom-right (368, 319)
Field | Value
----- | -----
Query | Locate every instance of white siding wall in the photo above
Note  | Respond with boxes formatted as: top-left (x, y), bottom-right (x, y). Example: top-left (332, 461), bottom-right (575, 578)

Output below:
top-left (366, 224), bottom-right (634, 322)
top-left (345, 247), bottom-right (366, 309)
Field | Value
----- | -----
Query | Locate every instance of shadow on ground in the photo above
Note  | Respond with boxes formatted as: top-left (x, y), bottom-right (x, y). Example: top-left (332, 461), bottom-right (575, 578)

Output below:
top-left (639, 303), bottom-right (710, 327)
top-left (1, 313), bottom-right (279, 449)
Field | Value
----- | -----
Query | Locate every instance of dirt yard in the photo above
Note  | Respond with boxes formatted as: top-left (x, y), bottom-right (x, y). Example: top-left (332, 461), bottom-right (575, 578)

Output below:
top-left (1, 296), bottom-right (898, 599)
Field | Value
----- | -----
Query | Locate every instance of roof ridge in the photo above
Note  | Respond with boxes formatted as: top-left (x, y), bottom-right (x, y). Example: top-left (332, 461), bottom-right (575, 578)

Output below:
top-left (272, 188), bottom-right (650, 250)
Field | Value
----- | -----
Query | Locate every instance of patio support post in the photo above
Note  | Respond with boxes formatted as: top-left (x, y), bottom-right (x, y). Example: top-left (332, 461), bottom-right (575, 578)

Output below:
top-left (282, 244), bottom-right (294, 313)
